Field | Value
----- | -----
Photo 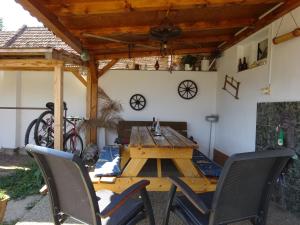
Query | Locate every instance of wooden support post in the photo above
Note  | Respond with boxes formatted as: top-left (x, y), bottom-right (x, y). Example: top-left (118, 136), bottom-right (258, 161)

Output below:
top-left (86, 55), bottom-right (98, 144)
top-left (53, 63), bottom-right (64, 149)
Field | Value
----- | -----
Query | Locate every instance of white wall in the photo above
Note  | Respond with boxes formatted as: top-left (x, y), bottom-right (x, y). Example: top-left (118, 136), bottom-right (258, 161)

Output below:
top-left (215, 7), bottom-right (300, 156)
top-left (0, 71), bottom-right (86, 148)
top-left (0, 71), bottom-right (20, 147)
top-left (99, 70), bottom-right (217, 156)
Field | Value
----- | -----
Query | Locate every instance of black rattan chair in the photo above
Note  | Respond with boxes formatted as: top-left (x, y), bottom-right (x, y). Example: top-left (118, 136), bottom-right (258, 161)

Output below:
top-left (26, 144), bottom-right (155, 225)
top-left (163, 149), bottom-right (294, 225)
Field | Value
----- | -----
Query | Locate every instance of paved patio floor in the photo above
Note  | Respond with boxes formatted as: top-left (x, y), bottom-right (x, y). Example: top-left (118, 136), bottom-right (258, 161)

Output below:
top-left (15, 192), bottom-right (300, 225)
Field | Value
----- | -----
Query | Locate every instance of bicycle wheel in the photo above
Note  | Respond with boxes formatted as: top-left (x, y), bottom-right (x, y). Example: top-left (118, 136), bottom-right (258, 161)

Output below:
top-left (64, 133), bottom-right (83, 157)
top-left (25, 119), bottom-right (37, 146)
top-left (34, 110), bottom-right (54, 147)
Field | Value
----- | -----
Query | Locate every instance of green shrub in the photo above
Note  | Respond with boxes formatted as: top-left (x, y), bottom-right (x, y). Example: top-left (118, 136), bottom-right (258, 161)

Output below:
top-left (0, 163), bottom-right (44, 200)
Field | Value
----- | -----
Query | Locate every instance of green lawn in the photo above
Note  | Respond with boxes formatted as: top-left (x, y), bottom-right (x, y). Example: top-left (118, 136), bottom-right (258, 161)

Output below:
top-left (0, 163), bottom-right (44, 200)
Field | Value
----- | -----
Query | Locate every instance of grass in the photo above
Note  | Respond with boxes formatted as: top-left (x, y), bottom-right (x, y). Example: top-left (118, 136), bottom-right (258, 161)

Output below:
top-left (0, 220), bottom-right (18, 225)
top-left (0, 162), bottom-right (44, 200)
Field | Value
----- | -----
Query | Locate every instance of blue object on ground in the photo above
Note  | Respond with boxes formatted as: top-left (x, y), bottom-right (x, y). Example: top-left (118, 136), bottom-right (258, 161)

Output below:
top-left (94, 145), bottom-right (121, 177)
top-left (192, 150), bottom-right (222, 177)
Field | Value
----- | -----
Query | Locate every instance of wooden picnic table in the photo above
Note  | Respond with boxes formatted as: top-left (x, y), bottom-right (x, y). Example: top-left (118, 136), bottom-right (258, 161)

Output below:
top-left (92, 126), bottom-right (216, 193)
top-left (123, 126), bottom-right (199, 177)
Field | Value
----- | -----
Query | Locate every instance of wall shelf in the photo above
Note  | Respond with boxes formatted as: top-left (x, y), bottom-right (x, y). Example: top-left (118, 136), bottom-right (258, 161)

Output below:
top-left (237, 27), bottom-right (270, 73)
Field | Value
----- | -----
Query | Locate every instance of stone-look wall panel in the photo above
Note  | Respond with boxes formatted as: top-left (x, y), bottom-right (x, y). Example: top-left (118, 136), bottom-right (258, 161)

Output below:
top-left (256, 101), bottom-right (300, 217)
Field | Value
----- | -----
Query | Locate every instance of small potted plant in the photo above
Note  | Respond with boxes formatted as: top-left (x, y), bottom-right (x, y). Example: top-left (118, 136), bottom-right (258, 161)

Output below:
top-left (0, 192), bottom-right (9, 223)
top-left (181, 55), bottom-right (197, 71)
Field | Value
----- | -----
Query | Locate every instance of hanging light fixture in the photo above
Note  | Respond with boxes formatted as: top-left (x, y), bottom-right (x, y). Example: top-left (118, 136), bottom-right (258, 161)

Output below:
top-left (149, 15), bottom-right (181, 57)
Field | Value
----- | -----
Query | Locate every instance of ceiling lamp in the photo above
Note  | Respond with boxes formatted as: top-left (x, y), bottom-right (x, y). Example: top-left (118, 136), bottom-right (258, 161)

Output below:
top-left (149, 17), bottom-right (181, 56)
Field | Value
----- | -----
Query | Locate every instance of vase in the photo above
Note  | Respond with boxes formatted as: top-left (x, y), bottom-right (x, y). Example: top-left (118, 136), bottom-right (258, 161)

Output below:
top-left (0, 196), bottom-right (9, 223)
top-left (185, 64), bottom-right (192, 71)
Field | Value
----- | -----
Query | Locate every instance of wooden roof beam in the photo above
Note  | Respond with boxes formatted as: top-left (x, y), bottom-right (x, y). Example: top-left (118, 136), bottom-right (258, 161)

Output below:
top-left (16, 0), bottom-right (82, 53)
top-left (0, 59), bottom-right (64, 70)
top-left (47, 0), bottom-right (283, 16)
top-left (82, 35), bottom-right (232, 50)
top-left (65, 67), bottom-right (87, 87)
top-left (98, 59), bottom-right (119, 78)
top-left (74, 18), bottom-right (255, 36)
top-left (221, 0), bottom-right (300, 50)
top-left (94, 48), bottom-right (215, 60)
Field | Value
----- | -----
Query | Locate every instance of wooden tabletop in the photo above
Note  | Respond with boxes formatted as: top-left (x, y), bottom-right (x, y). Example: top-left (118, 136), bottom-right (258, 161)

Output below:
top-left (129, 126), bottom-right (198, 149)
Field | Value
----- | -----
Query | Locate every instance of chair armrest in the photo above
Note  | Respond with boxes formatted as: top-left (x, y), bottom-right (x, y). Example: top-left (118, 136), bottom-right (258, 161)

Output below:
top-left (99, 180), bottom-right (150, 218)
top-left (168, 177), bottom-right (210, 215)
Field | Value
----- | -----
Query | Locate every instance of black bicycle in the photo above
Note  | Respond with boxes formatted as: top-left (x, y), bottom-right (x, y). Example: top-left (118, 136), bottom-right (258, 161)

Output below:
top-left (25, 102), bottom-right (84, 157)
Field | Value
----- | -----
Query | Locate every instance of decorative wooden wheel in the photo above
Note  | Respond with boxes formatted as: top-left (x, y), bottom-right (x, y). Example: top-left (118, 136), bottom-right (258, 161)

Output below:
top-left (130, 94), bottom-right (146, 111)
top-left (178, 80), bottom-right (198, 99)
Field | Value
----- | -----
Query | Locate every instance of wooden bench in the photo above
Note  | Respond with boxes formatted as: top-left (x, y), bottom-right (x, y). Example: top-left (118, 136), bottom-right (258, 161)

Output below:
top-left (117, 120), bottom-right (188, 145)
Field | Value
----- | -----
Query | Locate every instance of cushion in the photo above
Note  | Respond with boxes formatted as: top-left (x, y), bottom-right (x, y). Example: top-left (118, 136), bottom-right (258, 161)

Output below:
top-left (96, 190), bottom-right (144, 225)
top-left (95, 145), bottom-right (121, 177)
top-left (192, 150), bottom-right (222, 177)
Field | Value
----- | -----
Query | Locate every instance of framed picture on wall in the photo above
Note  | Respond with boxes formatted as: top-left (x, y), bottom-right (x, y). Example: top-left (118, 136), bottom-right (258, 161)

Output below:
top-left (257, 39), bottom-right (268, 61)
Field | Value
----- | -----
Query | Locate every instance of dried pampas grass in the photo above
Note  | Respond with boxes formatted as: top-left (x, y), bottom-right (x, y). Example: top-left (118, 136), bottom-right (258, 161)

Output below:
top-left (81, 87), bottom-right (123, 131)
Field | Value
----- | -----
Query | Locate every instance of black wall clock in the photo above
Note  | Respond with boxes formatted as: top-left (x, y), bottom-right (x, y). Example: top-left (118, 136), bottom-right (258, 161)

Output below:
top-left (178, 80), bottom-right (198, 100)
top-left (129, 94), bottom-right (146, 111)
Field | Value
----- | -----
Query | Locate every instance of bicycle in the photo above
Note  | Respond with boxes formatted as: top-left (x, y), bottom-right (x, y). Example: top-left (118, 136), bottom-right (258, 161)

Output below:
top-left (25, 102), bottom-right (84, 156)
top-left (63, 116), bottom-right (84, 157)
top-left (33, 102), bottom-right (67, 148)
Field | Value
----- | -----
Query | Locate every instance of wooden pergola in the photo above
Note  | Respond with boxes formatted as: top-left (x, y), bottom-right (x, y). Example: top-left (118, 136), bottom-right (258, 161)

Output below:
top-left (2, 0), bottom-right (300, 192)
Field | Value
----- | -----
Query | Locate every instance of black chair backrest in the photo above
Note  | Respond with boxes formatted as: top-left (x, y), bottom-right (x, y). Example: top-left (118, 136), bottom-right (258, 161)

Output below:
top-left (209, 149), bottom-right (294, 225)
top-left (25, 144), bottom-right (101, 225)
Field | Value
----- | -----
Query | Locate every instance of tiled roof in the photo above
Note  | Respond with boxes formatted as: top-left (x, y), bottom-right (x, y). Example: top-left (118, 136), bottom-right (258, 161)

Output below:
top-left (0, 26), bottom-right (186, 70)
top-left (0, 31), bottom-right (16, 47)
top-left (0, 26), bottom-right (76, 54)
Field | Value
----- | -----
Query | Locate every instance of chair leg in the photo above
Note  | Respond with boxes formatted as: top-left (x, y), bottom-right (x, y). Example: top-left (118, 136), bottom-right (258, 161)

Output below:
top-left (140, 188), bottom-right (156, 225)
top-left (162, 184), bottom-right (177, 225)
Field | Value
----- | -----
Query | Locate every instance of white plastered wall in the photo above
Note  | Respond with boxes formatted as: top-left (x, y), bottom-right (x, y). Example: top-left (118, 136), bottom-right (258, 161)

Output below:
top-left (215, 7), bottom-right (300, 156)
top-left (99, 70), bottom-right (217, 156)
top-left (0, 71), bottom-right (86, 149)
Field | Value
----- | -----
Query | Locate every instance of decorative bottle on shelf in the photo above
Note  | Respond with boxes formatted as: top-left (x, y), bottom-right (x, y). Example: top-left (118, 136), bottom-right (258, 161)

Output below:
top-left (242, 57), bottom-right (248, 70)
top-left (155, 60), bottom-right (160, 70)
top-left (151, 117), bottom-right (156, 131)
top-left (238, 58), bottom-right (243, 72)
top-left (277, 125), bottom-right (284, 146)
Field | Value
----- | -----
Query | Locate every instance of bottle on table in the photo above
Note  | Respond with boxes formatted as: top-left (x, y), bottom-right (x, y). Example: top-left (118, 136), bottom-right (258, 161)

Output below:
top-left (151, 117), bottom-right (156, 131)
top-left (154, 119), bottom-right (161, 136)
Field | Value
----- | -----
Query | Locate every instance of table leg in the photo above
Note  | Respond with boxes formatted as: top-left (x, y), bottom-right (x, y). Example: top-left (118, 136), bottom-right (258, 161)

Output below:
top-left (157, 159), bottom-right (162, 177)
top-left (122, 158), bottom-right (148, 177)
top-left (172, 158), bottom-right (200, 177)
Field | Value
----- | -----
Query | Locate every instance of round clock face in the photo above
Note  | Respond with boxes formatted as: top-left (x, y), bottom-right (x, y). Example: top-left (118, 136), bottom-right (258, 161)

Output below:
top-left (178, 80), bottom-right (198, 100)
top-left (129, 94), bottom-right (146, 111)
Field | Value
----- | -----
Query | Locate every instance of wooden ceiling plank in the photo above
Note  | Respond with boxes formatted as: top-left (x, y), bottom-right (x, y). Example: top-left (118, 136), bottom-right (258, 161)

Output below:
top-left (221, 0), bottom-right (300, 50)
top-left (94, 47), bottom-right (215, 60)
top-left (73, 18), bottom-right (255, 36)
top-left (16, 0), bottom-right (82, 53)
top-left (98, 59), bottom-right (119, 78)
top-left (46, 0), bottom-right (283, 16)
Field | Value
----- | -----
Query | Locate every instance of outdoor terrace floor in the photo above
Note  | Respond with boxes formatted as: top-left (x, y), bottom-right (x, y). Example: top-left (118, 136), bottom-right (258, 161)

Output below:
top-left (15, 193), bottom-right (300, 225)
